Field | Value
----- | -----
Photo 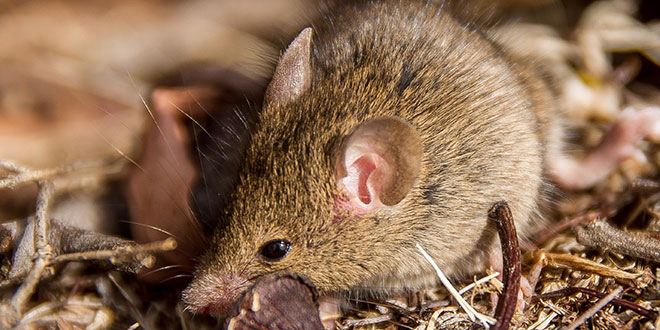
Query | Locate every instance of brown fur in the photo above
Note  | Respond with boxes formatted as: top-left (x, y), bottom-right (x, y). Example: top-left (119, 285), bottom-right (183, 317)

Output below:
top-left (183, 0), bottom-right (557, 313)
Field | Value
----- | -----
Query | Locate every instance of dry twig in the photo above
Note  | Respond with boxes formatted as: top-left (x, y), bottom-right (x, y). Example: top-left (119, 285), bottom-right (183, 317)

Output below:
top-left (543, 252), bottom-right (640, 280)
top-left (0, 160), bottom-right (177, 328)
top-left (52, 238), bottom-right (176, 266)
top-left (417, 244), bottom-right (496, 328)
top-left (3, 182), bottom-right (55, 326)
top-left (575, 218), bottom-right (660, 263)
top-left (488, 201), bottom-right (522, 330)
top-left (537, 287), bottom-right (657, 320)
top-left (0, 158), bottom-right (123, 191)
top-left (564, 286), bottom-right (623, 330)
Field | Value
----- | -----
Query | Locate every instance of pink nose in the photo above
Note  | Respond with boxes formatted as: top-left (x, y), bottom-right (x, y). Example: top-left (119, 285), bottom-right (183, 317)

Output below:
top-left (182, 273), bottom-right (250, 317)
top-left (199, 301), bottom-right (234, 316)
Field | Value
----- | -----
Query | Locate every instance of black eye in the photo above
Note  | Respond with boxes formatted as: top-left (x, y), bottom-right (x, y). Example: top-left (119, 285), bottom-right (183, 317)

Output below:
top-left (259, 239), bottom-right (291, 261)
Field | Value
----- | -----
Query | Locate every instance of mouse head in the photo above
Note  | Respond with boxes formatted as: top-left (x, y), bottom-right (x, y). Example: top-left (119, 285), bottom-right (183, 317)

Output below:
top-left (183, 27), bottom-right (422, 316)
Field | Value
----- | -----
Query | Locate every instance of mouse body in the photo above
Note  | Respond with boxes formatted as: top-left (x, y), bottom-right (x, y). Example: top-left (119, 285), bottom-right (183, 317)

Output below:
top-left (183, 0), bottom-right (558, 316)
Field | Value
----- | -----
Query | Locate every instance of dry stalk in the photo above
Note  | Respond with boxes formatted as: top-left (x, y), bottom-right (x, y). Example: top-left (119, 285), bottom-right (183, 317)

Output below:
top-left (543, 252), bottom-right (640, 279)
top-left (52, 238), bottom-right (176, 266)
top-left (537, 287), bottom-right (658, 320)
top-left (0, 159), bottom-right (30, 173)
top-left (458, 272), bottom-right (500, 295)
top-left (7, 182), bottom-right (55, 320)
top-left (0, 158), bottom-right (122, 190)
top-left (563, 286), bottom-right (623, 330)
top-left (575, 218), bottom-right (660, 263)
top-left (417, 244), bottom-right (495, 328)
top-left (488, 201), bottom-right (522, 330)
top-left (107, 272), bottom-right (155, 330)
top-left (0, 159), bottom-right (176, 328)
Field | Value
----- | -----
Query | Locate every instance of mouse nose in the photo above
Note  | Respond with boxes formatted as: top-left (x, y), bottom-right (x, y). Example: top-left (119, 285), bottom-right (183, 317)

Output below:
top-left (182, 273), bottom-right (250, 317)
top-left (198, 301), bottom-right (234, 316)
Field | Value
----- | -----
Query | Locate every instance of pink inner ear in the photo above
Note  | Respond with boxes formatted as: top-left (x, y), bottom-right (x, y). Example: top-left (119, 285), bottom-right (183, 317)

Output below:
top-left (339, 150), bottom-right (387, 214)
top-left (353, 156), bottom-right (376, 204)
top-left (337, 117), bottom-right (421, 213)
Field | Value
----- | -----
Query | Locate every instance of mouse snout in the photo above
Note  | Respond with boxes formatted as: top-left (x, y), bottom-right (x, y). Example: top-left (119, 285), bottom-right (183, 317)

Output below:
top-left (182, 273), bottom-right (250, 316)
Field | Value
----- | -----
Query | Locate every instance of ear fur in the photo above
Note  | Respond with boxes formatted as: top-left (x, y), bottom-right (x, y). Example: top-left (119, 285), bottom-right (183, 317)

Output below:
top-left (336, 117), bottom-right (422, 213)
top-left (264, 27), bottom-right (313, 107)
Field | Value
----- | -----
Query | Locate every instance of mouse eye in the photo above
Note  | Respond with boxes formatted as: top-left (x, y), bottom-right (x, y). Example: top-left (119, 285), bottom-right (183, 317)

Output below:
top-left (259, 239), bottom-right (291, 261)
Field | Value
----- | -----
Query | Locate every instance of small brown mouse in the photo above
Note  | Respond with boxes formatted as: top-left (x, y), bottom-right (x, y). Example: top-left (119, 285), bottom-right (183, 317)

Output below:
top-left (183, 0), bottom-right (561, 316)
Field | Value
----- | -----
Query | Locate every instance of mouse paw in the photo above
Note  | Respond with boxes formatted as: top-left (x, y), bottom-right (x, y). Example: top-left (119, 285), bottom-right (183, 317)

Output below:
top-left (488, 246), bottom-right (535, 313)
top-left (489, 275), bottom-right (534, 314)
top-left (319, 296), bottom-right (341, 330)
top-left (550, 105), bottom-right (660, 190)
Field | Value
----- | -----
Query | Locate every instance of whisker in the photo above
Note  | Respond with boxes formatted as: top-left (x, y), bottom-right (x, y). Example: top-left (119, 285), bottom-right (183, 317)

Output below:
top-left (152, 160), bottom-right (202, 229)
top-left (189, 88), bottom-right (223, 128)
top-left (128, 73), bottom-right (220, 229)
top-left (89, 91), bottom-right (145, 140)
top-left (161, 273), bottom-right (195, 284)
top-left (122, 218), bottom-right (205, 260)
top-left (128, 71), bottom-right (184, 171)
top-left (240, 263), bottom-right (252, 279)
top-left (140, 264), bottom-right (192, 277)
top-left (185, 205), bottom-right (212, 245)
top-left (191, 128), bottom-right (213, 228)
top-left (95, 130), bottom-right (144, 171)
top-left (118, 220), bottom-right (177, 238)
top-left (170, 101), bottom-right (220, 151)
top-left (233, 106), bottom-right (249, 130)
top-left (224, 119), bottom-right (243, 142)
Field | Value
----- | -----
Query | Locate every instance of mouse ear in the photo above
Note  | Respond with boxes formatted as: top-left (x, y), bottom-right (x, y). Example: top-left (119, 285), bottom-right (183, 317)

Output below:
top-left (336, 117), bottom-right (422, 214)
top-left (264, 27), bottom-right (313, 107)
